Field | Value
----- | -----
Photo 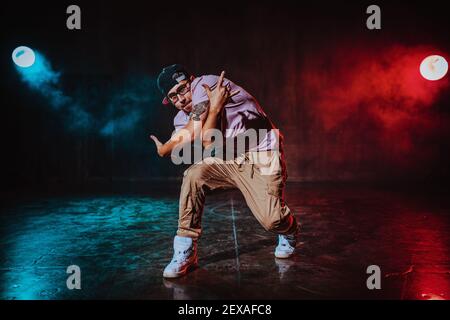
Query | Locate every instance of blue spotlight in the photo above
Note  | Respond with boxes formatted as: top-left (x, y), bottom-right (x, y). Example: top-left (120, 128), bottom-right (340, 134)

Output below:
top-left (12, 47), bottom-right (64, 104)
top-left (12, 46), bottom-right (36, 68)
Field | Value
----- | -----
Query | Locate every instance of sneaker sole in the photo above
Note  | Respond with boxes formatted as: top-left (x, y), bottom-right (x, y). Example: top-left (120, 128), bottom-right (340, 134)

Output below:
top-left (163, 260), bottom-right (198, 278)
top-left (274, 251), bottom-right (294, 259)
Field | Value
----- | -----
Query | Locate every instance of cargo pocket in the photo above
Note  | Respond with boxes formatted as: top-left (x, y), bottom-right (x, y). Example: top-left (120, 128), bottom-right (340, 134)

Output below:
top-left (252, 153), bottom-right (281, 197)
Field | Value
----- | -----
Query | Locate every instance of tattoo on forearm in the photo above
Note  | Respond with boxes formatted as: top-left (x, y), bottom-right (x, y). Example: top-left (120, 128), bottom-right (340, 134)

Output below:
top-left (190, 101), bottom-right (209, 121)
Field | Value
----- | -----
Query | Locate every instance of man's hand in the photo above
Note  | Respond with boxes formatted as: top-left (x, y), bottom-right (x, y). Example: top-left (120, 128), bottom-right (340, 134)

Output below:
top-left (149, 134), bottom-right (164, 157)
top-left (202, 71), bottom-right (239, 115)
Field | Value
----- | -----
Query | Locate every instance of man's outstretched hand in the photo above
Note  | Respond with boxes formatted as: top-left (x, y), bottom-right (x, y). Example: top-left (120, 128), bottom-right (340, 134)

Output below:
top-left (202, 71), bottom-right (239, 115)
top-left (149, 134), bottom-right (163, 156)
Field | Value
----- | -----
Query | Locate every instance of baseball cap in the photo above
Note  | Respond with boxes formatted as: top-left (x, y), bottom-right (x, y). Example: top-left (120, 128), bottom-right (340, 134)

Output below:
top-left (157, 64), bottom-right (192, 105)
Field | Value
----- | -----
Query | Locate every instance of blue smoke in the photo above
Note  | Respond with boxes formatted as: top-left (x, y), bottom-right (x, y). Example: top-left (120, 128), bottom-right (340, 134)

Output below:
top-left (15, 51), bottom-right (70, 109)
top-left (99, 76), bottom-right (156, 138)
top-left (15, 49), bottom-right (93, 131)
top-left (67, 104), bottom-right (94, 131)
top-left (14, 48), bottom-right (157, 140)
top-left (100, 110), bottom-right (142, 137)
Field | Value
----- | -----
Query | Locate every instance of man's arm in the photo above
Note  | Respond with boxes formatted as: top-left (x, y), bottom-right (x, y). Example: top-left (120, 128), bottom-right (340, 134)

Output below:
top-left (201, 103), bottom-right (220, 149)
top-left (201, 71), bottom-right (239, 148)
top-left (150, 102), bottom-right (209, 157)
top-left (150, 71), bottom-right (238, 157)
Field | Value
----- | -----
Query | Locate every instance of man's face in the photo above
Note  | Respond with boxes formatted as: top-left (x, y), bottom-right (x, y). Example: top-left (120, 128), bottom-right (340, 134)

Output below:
top-left (167, 79), bottom-right (193, 113)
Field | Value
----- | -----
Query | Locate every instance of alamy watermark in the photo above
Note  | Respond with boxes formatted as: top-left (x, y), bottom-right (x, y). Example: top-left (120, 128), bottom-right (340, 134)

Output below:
top-left (66, 5), bottom-right (81, 30)
top-left (168, 127), bottom-right (281, 175)
top-left (366, 5), bottom-right (381, 30)
top-left (66, 265), bottom-right (81, 290)
top-left (366, 265), bottom-right (381, 290)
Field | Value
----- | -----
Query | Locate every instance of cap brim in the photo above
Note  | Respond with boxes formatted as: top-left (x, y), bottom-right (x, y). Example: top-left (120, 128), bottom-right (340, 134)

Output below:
top-left (162, 97), bottom-right (170, 105)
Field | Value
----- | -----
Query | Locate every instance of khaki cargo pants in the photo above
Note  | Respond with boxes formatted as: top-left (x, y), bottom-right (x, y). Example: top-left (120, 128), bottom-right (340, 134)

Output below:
top-left (177, 151), bottom-right (298, 239)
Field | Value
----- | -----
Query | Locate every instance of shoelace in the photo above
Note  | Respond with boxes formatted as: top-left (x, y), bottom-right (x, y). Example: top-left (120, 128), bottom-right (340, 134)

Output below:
top-left (172, 248), bottom-right (192, 263)
top-left (278, 235), bottom-right (294, 248)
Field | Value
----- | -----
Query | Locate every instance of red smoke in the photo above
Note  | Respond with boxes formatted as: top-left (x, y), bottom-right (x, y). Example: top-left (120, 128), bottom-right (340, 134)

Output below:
top-left (300, 44), bottom-right (449, 173)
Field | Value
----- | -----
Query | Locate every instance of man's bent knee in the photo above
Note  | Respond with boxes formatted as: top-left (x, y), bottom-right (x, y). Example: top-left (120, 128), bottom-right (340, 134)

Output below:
top-left (263, 213), bottom-right (297, 235)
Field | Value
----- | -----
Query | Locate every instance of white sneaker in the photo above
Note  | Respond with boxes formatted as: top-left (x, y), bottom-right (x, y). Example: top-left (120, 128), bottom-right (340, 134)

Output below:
top-left (163, 236), bottom-right (198, 278)
top-left (274, 233), bottom-right (296, 259)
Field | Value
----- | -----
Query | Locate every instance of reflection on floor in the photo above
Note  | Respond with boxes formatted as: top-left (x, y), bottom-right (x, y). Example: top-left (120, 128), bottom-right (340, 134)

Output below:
top-left (1, 183), bottom-right (449, 299)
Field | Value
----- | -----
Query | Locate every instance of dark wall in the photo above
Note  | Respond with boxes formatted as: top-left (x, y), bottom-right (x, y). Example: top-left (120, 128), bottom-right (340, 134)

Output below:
top-left (1, 0), bottom-right (450, 192)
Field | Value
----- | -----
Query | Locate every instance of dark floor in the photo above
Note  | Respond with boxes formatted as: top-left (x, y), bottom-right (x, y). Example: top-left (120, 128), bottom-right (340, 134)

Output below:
top-left (1, 182), bottom-right (449, 300)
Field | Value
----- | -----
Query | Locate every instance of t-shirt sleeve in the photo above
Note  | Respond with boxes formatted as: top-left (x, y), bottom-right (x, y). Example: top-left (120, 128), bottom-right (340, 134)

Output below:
top-left (192, 75), bottom-right (216, 106)
top-left (191, 75), bottom-right (231, 107)
top-left (173, 111), bottom-right (189, 133)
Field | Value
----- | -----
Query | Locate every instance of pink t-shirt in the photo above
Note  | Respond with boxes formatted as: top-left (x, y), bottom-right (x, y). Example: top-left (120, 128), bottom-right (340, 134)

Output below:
top-left (173, 75), bottom-right (280, 152)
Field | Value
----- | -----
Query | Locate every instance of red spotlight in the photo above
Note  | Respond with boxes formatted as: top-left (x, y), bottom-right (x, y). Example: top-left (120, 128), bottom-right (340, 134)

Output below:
top-left (420, 55), bottom-right (448, 81)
